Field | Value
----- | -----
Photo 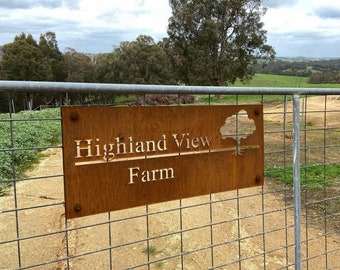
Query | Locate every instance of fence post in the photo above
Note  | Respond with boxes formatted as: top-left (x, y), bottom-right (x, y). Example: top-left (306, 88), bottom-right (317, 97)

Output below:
top-left (293, 94), bottom-right (302, 270)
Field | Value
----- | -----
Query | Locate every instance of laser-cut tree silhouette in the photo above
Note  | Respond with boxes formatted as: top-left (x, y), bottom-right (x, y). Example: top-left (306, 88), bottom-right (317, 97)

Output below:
top-left (219, 110), bottom-right (256, 155)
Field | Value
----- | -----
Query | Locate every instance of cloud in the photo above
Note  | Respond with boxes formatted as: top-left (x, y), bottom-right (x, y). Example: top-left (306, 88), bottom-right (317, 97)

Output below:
top-left (1, 0), bottom-right (340, 57)
top-left (63, 0), bottom-right (81, 9)
top-left (262, 0), bottom-right (340, 57)
top-left (266, 28), bottom-right (340, 58)
top-left (269, 30), bottom-right (335, 47)
top-left (0, 0), bottom-right (62, 9)
top-left (262, 0), bottom-right (298, 8)
top-left (61, 30), bottom-right (139, 53)
top-left (0, 0), bottom-right (80, 10)
top-left (315, 6), bottom-right (340, 19)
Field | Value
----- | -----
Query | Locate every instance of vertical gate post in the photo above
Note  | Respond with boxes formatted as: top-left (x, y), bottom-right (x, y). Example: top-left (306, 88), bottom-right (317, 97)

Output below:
top-left (293, 94), bottom-right (302, 270)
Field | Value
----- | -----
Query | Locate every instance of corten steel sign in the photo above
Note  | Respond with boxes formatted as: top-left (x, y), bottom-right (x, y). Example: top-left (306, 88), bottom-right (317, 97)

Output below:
top-left (62, 105), bottom-right (264, 219)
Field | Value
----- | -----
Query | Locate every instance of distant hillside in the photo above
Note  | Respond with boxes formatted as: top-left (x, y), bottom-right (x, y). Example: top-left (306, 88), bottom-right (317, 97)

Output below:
top-left (257, 57), bottom-right (340, 77)
top-left (0, 45), bottom-right (2, 59)
top-left (276, 56), bottom-right (339, 62)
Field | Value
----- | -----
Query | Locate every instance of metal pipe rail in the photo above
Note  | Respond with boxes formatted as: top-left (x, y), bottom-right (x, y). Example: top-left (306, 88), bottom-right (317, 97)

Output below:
top-left (1, 80), bottom-right (340, 95)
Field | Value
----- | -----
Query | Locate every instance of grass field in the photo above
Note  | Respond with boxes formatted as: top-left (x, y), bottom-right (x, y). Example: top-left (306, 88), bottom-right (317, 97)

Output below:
top-left (197, 73), bottom-right (340, 104)
top-left (233, 73), bottom-right (340, 88)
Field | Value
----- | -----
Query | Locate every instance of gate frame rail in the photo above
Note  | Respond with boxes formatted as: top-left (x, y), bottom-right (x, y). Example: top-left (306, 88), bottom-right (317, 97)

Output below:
top-left (1, 80), bottom-right (340, 270)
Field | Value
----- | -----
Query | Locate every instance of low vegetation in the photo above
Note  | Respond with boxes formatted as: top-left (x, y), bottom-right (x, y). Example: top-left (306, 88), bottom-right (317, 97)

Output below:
top-left (265, 164), bottom-right (340, 191)
top-left (0, 108), bottom-right (60, 195)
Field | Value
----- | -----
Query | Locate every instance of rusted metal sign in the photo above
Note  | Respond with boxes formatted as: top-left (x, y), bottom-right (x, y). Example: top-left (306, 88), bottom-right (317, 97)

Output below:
top-left (62, 105), bottom-right (264, 219)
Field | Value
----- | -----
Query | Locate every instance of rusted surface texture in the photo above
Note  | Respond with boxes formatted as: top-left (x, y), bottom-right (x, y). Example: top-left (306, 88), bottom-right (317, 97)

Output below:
top-left (62, 105), bottom-right (264, 218)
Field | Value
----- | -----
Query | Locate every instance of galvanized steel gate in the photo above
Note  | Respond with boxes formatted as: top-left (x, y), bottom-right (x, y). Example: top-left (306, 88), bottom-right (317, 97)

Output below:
top-left (0, 81), bottom-right (339, 269)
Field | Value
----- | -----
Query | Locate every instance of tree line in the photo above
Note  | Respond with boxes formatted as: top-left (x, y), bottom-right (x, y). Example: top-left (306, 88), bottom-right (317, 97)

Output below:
top-left (0, 0), bottom-right (275, 111)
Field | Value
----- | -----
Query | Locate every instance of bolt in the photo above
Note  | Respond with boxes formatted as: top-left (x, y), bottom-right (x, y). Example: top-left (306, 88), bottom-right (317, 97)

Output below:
top-left (74, 204), bottom-right (82, 212)
top-left (70, 113), bottom-right (78, 121)
top-left (254, 109), bottom-right (260, 116)
top-left (255, 175), bottom-right (261, 183)
top-left (119, 133), bottom-right (124, 140)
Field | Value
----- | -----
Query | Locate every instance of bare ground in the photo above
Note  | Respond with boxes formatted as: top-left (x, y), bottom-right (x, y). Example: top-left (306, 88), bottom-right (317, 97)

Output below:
top-left (1, 96), bottom-right (339, 269)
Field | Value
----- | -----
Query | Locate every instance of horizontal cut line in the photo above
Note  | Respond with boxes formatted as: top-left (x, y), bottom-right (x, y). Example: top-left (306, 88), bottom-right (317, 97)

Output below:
top-left (74, 145), bottom-right (260, 166)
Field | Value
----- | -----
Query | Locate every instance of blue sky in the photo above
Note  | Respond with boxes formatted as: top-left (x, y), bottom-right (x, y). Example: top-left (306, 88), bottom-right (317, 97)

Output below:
top-left (1, 0), bottom-right (340, 58)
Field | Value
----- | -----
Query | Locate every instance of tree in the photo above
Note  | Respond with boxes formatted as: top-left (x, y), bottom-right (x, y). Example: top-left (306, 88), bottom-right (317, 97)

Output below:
top-left (113, 35), bottom-right (175, 84)
top-left (95, 52), bottom-right (119, 83)
top-left (0, 33), bottom-right (53, 110)
top-left (63, 48), bottom-right (96, 82)
top-left (1, 33), bottom-right (52, 81)
top-left (39, 32), bottom-right (67, 81)
top-left (167, 0), bottom-right (275, 85)
top-left (62, 48), bottom-right (97, 105)
top-left (219, 109), bottom-right (256, 155)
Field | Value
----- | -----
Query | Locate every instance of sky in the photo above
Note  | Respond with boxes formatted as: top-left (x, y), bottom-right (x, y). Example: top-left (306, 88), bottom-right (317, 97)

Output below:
top-left (1, 0), bottom-right (340, 58)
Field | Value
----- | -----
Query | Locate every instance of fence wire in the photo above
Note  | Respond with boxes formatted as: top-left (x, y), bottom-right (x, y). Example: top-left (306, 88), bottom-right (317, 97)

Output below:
top-left (0, 82), bottom-right (339, 270)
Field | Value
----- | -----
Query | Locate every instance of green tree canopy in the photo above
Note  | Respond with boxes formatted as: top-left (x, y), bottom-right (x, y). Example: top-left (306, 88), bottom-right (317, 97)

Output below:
top-left (113, 35), bottom-right (175, 84)
top-left (95, 52), bottom-right (119, 83)
top-left (167, 0), bottom-right (275, 85)
top-left (39, 31), bottom-right (67, 81)
top-left (63, 47), bottom-right (96, 82)
top-left (0, 32), bottom-right (68, 110)
top-left (1, 33), bottom-right (52, 81)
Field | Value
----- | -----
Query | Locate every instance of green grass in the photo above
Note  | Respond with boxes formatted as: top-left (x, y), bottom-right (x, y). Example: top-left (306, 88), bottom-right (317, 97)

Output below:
top-left (114, 94), bottom-right (138, 104)
top-left (233, 73), bottom-right (340, 88)
top-left (143, 245), bottom-right (158, 255)
top-left (196, 73), bottom-right (340, 104)
top-left (265, 164), bottom-right (340, 190)
top-left (0, 108), bottom-right (61, 195)
top-left (142, 245), bottom-right (166, 268)
top-left (197, 94), bottom-right (288, 105)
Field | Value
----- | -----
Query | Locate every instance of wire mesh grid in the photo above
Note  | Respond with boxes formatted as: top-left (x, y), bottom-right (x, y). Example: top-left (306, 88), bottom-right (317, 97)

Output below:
top-left (0, 90), bottom-right (339, 270)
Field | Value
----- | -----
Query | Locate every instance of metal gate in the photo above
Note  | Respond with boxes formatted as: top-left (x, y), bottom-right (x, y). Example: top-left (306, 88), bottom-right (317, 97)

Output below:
top-left (0, 81), bottom-right (339, 269)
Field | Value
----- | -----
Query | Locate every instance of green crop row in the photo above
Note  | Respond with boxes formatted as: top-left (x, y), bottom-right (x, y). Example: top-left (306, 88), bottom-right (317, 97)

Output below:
top-left (0, 108), bottom-right (61, 195)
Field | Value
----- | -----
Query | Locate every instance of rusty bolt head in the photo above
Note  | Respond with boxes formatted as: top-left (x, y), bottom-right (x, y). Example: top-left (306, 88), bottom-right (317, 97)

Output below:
top-left (74, 204), bottom-right (82, 212)
top-left (254, 109), bottom-right (260, 116)
top-left (255, 175), bottom-right (261, 183)
top-left (70, 113), bottom-right (79, 121)
top-left (119, 133), bottom-right (124, 140)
